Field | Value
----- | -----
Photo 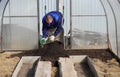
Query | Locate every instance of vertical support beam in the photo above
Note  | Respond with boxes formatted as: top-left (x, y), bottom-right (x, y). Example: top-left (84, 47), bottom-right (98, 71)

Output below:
top-left (70, 0), bottom-right (72, 49)
top-left (0, 0), bottom-right (9, 52)
top-left (37, 0), bottom-right (40, 48)
top-left (107, 0), bottom-right (119, 56)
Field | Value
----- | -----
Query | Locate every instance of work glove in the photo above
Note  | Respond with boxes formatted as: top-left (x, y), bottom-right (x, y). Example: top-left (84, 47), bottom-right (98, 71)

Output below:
top-left (49, 35), bottom-right (55, 42)
top-left (40, 37), bottom-right (48, 45)
top-left (66, 33), bottom-right (70, 38)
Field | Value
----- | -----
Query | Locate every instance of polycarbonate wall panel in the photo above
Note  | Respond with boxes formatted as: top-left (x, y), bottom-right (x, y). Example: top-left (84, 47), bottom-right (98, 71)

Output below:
top-left (72, 17), bottom-right (107, 49)
top-left (39, 0), bottom-right (57, 35)
top-left (72, 17), bottom-right (107, 33)
top-left (0, 0), bottom-right (8, 51)
top-left (3, 17), bottom-right (38, 50)
top-left (2, 0), bottom-right (38, 50)
top-left (108, 0), bottom-right (120, 58)
top-left (9, 0), bottom-right (37, 16)
top-left (101, 0), bottom-right (118, 55)
top-left (72, 0), bottom-right (105, 15)
top-left (71, 0), bottom-right (108, 49)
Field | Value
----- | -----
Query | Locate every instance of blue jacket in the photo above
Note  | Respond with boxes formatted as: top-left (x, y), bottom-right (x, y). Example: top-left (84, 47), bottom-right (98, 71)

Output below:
top-left (42, 11), bottom-right (63, 38)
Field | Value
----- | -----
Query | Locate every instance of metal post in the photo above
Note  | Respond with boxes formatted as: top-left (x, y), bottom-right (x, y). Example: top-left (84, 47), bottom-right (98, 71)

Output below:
top-left (107, 0), bottom-right (119, 56)
top-left (70, 0), bottom-right (72, 49)
top-left (1, 0), bottom-right (10, 51)
top-left (37, 0), bottom-right (40, 49)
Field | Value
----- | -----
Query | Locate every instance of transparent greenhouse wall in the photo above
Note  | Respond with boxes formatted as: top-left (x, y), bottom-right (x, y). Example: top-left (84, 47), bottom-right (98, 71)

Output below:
top-left (101, 0), bottom-right (120, 58)
top-left (108, 0), bottom-right (120, 58)
top-left (70, 0), bottom-right (108, 49)
top-left (101, 0), bottom-right (118, 55)
top-left (0, 0), bottom-right (8, 51)
top-left (2, 0), bottom-right (38, 50)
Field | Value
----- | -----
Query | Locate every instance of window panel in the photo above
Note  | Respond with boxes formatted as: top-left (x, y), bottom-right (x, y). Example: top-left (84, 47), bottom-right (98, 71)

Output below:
top-left (2, 17), bottom-right (38, 50)
top-left (71, 16), bottom-right (107, 49)
top-left (72, 0), bottom-right (105, 15)
top-left (10, 0), bottom-right (37, 16)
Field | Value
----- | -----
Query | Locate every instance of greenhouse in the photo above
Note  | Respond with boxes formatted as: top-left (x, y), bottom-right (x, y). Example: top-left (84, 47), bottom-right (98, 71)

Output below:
top-left (0, 0), bottom-right (120, 77)
top-left (0, 0), bottom-right (120, 58)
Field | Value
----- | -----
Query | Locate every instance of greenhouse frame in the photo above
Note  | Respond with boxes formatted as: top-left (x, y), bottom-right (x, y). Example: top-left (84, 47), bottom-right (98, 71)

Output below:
top-left (0, 0), bottom-right (120, 58)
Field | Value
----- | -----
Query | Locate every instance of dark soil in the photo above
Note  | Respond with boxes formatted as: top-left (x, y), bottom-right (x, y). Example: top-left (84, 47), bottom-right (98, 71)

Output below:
top-left (9, 41), bottom-right (115, 66)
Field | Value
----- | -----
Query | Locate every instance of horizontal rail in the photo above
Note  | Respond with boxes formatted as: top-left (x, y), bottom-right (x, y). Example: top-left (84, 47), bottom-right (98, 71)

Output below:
top-left (72, 15), bottom-right (106, 17)
top-left (3, 16), bottom-right (37, 18)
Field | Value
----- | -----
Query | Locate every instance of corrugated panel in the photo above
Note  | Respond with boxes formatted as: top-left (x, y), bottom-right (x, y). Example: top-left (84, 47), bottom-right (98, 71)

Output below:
top-left (72, 17), bottom-right (107, 33)
top-left (10, 0), bottom-right (37, 16)
top-left (2, 0), bottom-right (38, 50)
top-left (101, 0), bottom-right (118, 55)
top-left (72, 0), bottom-right (105, 15)
top-left (3, 17), bottom-right (38, 50)
top-left (71, 0), bottom-right (108, 49)
top-left (39, 0), bottom-right (57, 35)
top-left (108, 0), bottom-right (120, 58)
top-left (71, 16), bottom-right (107, 49)
top-left (0, 0), bottom-right (9, 51)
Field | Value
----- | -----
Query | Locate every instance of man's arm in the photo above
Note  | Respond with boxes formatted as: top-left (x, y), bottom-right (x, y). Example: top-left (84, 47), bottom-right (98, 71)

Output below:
top-left (54, 22), bottom-right (63, 36)
top-left (42, 25), bottom-right (48, 38)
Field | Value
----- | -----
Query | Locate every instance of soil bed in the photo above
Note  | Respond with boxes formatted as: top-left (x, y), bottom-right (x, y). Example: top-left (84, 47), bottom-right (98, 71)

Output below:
top-left (0, 42), bottom-right (120, 77)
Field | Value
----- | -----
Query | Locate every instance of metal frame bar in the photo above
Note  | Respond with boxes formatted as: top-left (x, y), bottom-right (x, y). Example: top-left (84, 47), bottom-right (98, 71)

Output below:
top-left (56, 0), bottom-right (59, 11)
top-left (37, 0), bottom-right (40, 49)
top-left (1, 0), bottom-right (10, 51)
top-left (118, 0), bottom-right (120, 4)
top-left (70, 0), bottom-right (72, 49)
top-left (99, 0), bottom-right (110, 49)
top-left (72, 15), bottom-right (106, 17)
top-left (107, 0), bottom-right (119, 56)
top-left (3, 16), bottom-right (37, 17)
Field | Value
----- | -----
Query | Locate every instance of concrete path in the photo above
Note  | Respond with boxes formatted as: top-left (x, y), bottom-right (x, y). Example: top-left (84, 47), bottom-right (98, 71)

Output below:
top-left (59, 58), bottom-right (78, 77)
top-left (35, 61), bottom-right (52, 77)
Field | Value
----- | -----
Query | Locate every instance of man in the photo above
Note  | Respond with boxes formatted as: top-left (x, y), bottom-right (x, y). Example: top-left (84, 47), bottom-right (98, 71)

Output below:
top-left (41, 11), bottom-right (64, 45)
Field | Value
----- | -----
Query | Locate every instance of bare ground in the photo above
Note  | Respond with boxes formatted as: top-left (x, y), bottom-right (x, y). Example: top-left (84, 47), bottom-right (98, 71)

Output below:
top-left (0, 42), bottom-right (120, 77)
top-left (93, 58), bottom-right (120, 77)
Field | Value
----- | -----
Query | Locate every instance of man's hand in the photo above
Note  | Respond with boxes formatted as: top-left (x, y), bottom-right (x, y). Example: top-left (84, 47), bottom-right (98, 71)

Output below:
top-left (49, 35), bottom-right (55, 42)
top-left (40, 37), bottom-right (48, 45)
